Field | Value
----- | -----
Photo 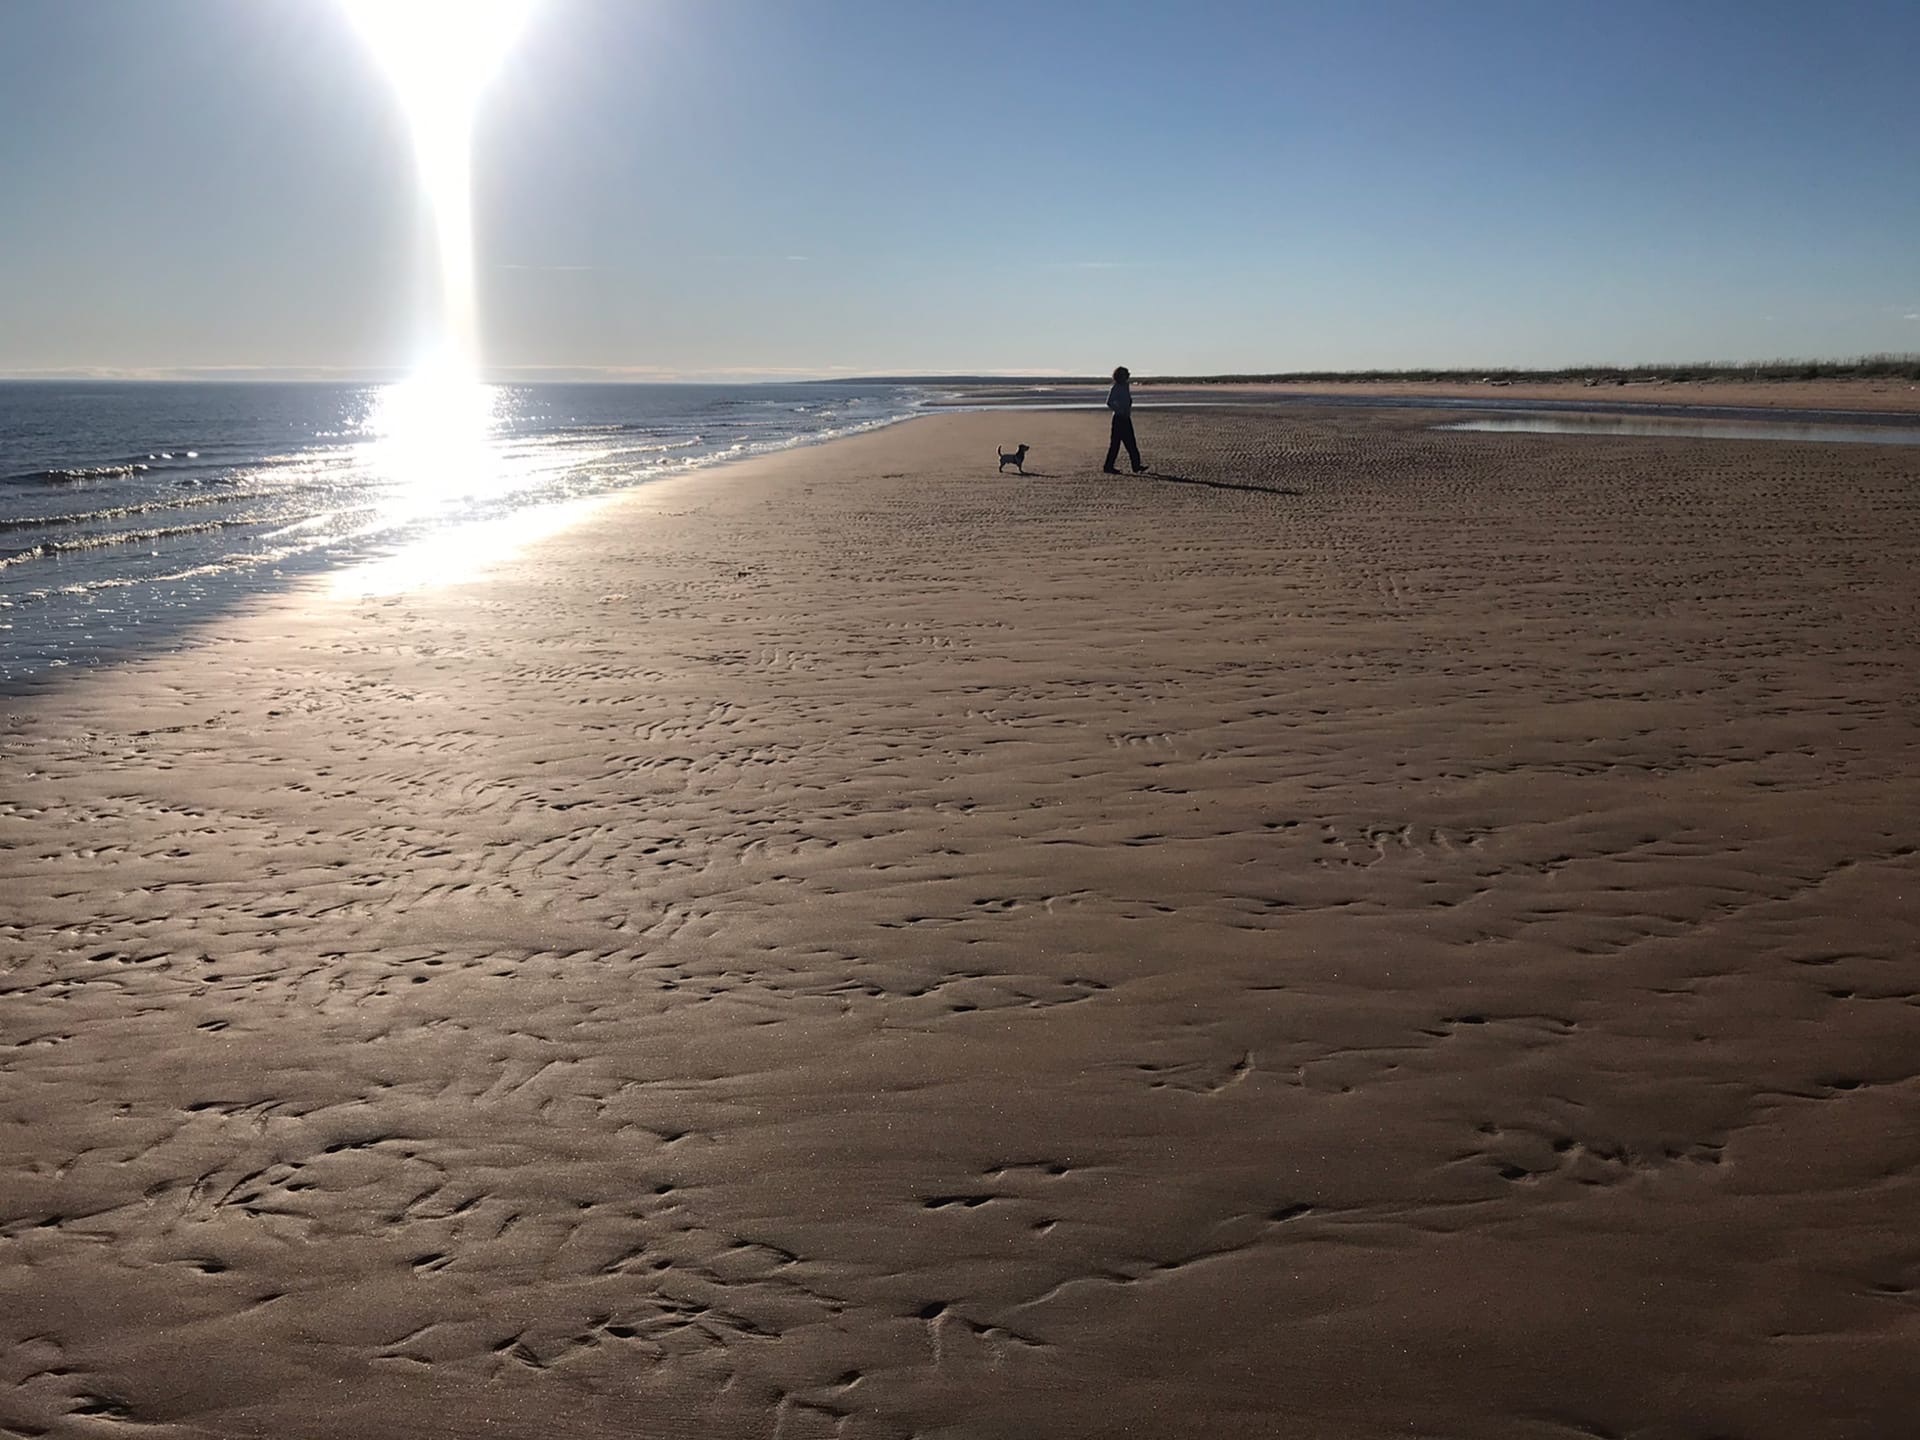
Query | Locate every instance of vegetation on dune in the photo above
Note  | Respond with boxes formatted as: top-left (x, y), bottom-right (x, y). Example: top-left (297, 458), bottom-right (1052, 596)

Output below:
top-left (1148, 355), bottom-right (1920, 385)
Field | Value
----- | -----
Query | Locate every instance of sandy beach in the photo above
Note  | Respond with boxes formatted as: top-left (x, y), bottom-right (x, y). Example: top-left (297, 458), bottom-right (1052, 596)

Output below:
top-left (4, 404), bottom-right (1920, 1439)
top-left (1171, 378), bottom-right (1920, 415)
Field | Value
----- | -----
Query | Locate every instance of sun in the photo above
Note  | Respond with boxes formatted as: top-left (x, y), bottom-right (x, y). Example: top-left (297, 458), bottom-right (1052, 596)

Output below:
top-left (343, 0), bottom-right (533, 139)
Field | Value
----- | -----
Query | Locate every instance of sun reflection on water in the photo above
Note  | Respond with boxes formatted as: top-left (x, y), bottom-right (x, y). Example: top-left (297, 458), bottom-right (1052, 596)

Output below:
top-left (363, 368), bottom-right (505, 517)
top-left (330, 371), bottom-right (567, 594)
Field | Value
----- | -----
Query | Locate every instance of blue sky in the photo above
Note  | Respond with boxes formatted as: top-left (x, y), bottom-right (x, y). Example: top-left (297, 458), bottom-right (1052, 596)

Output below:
top-left (1, 0), bottom-right (1915, 378)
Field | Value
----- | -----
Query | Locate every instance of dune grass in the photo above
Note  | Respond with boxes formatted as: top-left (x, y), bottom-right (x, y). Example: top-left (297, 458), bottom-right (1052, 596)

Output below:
top-left (1151, 354), bottom-right (1920, 385)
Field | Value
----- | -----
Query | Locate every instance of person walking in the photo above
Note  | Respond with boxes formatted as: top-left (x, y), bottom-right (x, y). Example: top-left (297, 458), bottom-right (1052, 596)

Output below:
top-left (1102, 365), bottom-right (1147, 474)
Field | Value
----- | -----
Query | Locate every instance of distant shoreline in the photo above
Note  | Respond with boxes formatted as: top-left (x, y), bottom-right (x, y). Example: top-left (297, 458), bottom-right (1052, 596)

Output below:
top-left (926, 375), bottom-right (1920, 421)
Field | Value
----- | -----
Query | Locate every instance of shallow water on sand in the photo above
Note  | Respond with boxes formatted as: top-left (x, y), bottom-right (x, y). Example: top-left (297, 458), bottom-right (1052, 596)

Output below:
top-left (1439, 415), bottom-right (1920, 445)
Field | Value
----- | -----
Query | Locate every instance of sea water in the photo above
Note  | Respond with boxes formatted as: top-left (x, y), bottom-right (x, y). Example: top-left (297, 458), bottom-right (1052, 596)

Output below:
top-left (0, 380), bottom-right (926, 690)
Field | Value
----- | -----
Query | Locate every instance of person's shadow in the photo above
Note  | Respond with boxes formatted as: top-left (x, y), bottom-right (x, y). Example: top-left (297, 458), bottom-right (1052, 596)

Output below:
top-left (1135, 469), bottom-right (1301, 497)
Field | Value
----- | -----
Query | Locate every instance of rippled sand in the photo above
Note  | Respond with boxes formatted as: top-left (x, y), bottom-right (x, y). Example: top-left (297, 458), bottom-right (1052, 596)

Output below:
top-left (4, 407), bottom-right (1918, 1438)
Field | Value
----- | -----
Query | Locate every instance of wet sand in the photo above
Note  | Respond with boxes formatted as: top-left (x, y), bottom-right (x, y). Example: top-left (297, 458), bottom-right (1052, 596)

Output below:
top-left (4, 406), bottom-right (1919, 1438)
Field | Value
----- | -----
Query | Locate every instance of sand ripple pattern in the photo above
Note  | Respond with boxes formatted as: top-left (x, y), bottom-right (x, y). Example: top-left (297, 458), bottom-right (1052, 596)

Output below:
top-left (3, 408), bottom-right (1919, 1437)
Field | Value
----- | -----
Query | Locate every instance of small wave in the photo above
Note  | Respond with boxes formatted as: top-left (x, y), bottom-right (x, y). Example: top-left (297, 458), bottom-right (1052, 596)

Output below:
top-left (567, 422), bottom-right (698, 436)
top-left (2, 445), bottom-right (226, 486)
top-left (0, 486), bottom-right (283, 536)
top-left (608, 435), bottom-right (705, 454)
top-left (22, 532), bottom-right (343, 601)
top-left (4, 462), bottom-right (151, 486)
top-left (1, 517), bottom-right (256, 570)
top-left (521, 428), bottom-right (701, 452)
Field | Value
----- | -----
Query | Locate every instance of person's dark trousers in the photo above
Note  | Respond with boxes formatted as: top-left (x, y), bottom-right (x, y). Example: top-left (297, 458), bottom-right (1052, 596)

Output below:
top-left (1105, 413), bottom-right (1144, 471)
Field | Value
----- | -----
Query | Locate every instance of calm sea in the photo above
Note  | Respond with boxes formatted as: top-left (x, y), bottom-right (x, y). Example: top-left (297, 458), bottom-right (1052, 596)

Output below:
top-left (0, 380), bottom-right (928, 691)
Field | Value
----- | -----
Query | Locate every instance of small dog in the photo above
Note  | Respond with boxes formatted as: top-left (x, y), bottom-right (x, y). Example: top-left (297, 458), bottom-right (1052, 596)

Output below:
top-left (997, 443), bottom-right (1030, 474)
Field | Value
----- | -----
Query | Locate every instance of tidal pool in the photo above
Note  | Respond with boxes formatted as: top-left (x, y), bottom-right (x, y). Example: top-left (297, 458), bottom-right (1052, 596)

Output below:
top-left (1439, 416), bottom-right (1920, 446)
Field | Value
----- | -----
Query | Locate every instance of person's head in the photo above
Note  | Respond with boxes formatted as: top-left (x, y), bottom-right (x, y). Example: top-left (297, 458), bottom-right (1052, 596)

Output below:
top-left (1112, 366), bottom-right (1130, 382)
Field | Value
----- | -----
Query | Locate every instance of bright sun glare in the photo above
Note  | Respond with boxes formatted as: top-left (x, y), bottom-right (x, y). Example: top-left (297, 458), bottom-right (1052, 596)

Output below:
top-left (339, 0), bottom-right (539, 590)
top-left (344, 0), bottom-right (534, 372)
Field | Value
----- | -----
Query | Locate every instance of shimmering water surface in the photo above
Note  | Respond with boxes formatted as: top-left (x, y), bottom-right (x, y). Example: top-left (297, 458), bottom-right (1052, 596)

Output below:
top-left (0, 380), bottom-right (926, 689)
top-left (1439, 416), bottom-right (1920, 445)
